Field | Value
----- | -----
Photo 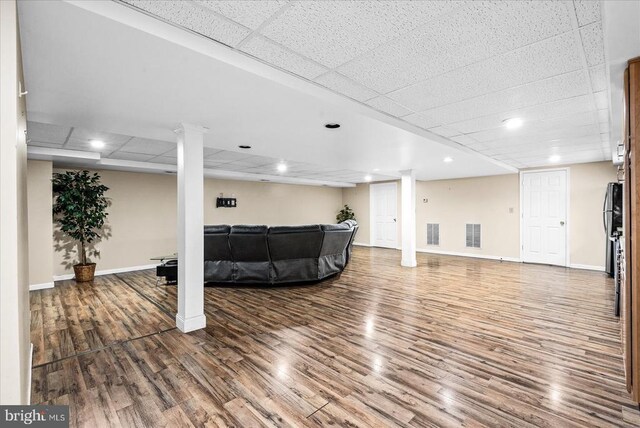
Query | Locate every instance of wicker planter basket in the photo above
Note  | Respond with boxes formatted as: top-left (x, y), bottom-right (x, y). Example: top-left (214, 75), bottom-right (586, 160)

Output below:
top-left (74, 263), bottom-right (96, 282)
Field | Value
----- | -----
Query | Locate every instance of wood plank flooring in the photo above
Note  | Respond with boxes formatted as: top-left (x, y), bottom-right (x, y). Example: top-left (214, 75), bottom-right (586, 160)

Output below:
top-left (31, 247), bottom-right (640, 427)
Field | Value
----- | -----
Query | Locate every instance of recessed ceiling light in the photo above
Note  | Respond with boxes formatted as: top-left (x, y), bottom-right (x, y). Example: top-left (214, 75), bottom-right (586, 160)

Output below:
top-left (325, 123), bottom-right (340, 129)
top-left (277, 162), bottom-right (287, 173)
top-left (443, 156), bottom-right (453, 163)
top-left (502, 117), bottom-right (523, 129)
top-left (364, 175), bottom-right (372, 182)
top-left (238, 145), bottom-right (251, 149)
top-left (90, 139), bottom-right (105, 149)
top-left (549, 154), bottom-right (561, 163)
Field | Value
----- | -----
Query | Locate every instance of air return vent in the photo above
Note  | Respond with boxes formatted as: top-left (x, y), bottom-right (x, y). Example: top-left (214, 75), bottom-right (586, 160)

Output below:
top-left (427, 223), bottom-right (440, 246)
top-left (465, 224), bottom-right (481, 248)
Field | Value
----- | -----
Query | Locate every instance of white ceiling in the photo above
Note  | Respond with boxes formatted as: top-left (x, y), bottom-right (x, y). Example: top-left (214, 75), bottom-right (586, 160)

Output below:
top-left (18, 0), bottom-right (519, 185)
top-left (115, 0), bottom-right (612, 168)
top-left (17, 0), bottom-right (623, 187)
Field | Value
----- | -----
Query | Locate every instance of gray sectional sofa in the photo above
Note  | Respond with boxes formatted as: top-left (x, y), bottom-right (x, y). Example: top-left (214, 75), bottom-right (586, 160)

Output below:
top-left (203, 220), bottom-right (358, 284)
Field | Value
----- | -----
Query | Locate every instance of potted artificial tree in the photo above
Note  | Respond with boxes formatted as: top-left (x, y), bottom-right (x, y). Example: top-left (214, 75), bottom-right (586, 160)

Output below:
top-left (52, 170), bottom-right (109, 282)
top-left (336, 204), bottom-right (356, 223)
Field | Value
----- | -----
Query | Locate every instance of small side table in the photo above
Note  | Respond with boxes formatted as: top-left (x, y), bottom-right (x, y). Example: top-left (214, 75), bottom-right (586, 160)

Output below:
top-left (151, 254), bottom-right (178, 285)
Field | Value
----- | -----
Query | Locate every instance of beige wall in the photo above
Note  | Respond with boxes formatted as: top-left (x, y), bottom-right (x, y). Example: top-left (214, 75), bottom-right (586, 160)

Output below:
top-left (204, 179), bottom-right (342, 226)
top-left (417, 174), bottom-right (521, 259)
top-left (28, 168), bottom-right (343, 277)
top-left (343, 161), bottom-right (617, 268)
top-left (27, 161), bottom-right (53, 285)
top-left (0, 0), bottom-right (31, 404)
top-left (568, 162), bottom-right (617, 267)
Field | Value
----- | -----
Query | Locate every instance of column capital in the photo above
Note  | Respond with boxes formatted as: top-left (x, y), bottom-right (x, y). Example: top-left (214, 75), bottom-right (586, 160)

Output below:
top-left (174, 123), bottom-right (209, 135)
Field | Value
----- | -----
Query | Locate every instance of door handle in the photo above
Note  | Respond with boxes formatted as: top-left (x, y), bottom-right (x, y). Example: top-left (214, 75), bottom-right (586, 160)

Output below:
top-left (393, 218), bottom-right (396, 222)
top-left (560, 221), bottom-right (565, 226)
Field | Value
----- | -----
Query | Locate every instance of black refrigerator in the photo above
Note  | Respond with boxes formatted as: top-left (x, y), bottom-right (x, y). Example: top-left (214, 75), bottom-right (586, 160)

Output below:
top-left (604, 182), bottom-right (623, 277)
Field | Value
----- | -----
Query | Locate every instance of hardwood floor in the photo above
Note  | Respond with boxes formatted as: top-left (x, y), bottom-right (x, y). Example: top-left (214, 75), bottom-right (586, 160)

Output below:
top-left (31, 247), bottom-right (640, 427)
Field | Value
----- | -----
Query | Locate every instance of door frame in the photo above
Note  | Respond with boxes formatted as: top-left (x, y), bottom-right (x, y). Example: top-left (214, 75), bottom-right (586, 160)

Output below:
top-left (369, 182), bottom-right (398, 249)
top-left (519, 167), bottom-right (571, 267)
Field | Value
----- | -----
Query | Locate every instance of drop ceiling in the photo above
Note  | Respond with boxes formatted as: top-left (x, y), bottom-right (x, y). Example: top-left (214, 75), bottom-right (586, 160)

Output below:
top-left (17, 0), bottom-right (615, 187)
top-left (26, 121), bottom-right (394, 185)
top-left (117, 0), bottom-right (612, 168)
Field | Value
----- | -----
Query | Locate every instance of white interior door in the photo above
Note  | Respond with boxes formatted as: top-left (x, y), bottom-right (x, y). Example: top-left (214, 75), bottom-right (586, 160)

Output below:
top-left (521, 170), bottom-right (568, 266)
top-left (371, 183), bottom-right (398, 248)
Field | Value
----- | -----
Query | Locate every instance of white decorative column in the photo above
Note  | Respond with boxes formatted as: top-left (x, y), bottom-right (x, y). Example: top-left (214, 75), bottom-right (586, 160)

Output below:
top-left (175, 123), bottom-right (207, 332)
top-left (400, 169), bottom-right (417, 267)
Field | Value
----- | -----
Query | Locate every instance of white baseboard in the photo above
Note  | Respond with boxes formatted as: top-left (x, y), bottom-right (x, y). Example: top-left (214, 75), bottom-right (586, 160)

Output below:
top-left (176, 314), bottom-right (206, 333)
top-left (569, 263), bottom-right (605, 272)
top-left (417, 247), bottom-right (521, 263)
top-left (28, 343), bottom-right (33, 404)
top-left (29, 282), bottom-right (54, 291)
top-left (352, 241), bottom-right (371, 247)
top-left (53, 263), bottom-right (158, 281)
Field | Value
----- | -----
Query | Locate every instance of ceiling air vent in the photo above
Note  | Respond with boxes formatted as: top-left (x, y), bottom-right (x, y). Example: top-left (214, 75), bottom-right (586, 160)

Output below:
top-left (427, 223), bottom-right (439, 246)
top-left (465, 224), bottom-right (481, 248)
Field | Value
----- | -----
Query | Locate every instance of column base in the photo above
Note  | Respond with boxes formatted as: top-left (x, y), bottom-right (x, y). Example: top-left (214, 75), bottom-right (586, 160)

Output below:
top-left (176, 313), bottom-right (206, 332)
top-left (401, 259), bottom-right (417, 268)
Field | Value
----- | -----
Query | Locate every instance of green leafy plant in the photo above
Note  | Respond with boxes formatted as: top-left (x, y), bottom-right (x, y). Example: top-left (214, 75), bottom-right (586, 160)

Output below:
top-left (336, 204), bottom-right (356, 223)
top-left (52, 170), bottom-right (109, 266)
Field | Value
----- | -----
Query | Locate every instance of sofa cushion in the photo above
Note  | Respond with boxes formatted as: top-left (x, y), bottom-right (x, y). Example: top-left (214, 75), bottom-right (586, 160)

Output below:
top-left (268, 225), bottom-right (323, 261)
top-left (204, 224), bottom-right (230, 234)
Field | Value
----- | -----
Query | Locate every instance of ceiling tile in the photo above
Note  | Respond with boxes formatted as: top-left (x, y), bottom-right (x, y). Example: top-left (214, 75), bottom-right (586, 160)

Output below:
top-left (26, 121), bottom-right (70, 144)
top-left (151, 156), bottom-right (177, 165)
top-left (27, 141), bottom-right (65, 149)
top-left (119, 137), bottom-right (175, 155)
top-left (589, 64), bottom-right (607, 92)
top-left (427, 126), bottom-right (460, 138)
top-left (365, 96), bottom-right (413, 117)
top-left (122, 0), bottom-right (250, 47)
top-left (449, 95), bottom-right (595, 135)
top-left (338, 1), bottom-right (573, 93)
top-left (573, 0), bottom-right (601, 27)
top-left (580, 22), bottom-right (605, 66)
top-left (204, 147), bottom-right (223, 157)
top-left (314, 72), bottom-right (378, 102)
top-left (420, 70), bottom-right (591, 127)
top-left (450, 134), bottom-right (479, 146)
top-left (208, 150), bottom-right (251, 162)
top-left (388, 32), bottom-right (582, 112)
top-left (240, 36), bottom-right (327, 80)
top-left (64, 137), bottom-right (123, 155)
top-left (106, 152), bottom-right (157, 162)
top-left (195, 0), bottom-right (286, 29)
top-left (260, 0), bottom-right (461, 69)
top-left (593, 90), bottom-right (608, 110)
top-left (69, 127), bottom-right (131, 145)
top-left (403, 113), bottom-right (440, 130)
top-left (597, 109), bottom-right (608, 122)
top-left (448, 95), bottom-right (597, 134)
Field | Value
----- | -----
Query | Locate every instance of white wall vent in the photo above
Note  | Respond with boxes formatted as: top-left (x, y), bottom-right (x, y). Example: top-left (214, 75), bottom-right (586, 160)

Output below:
top-left (427, 223), bottom-right (439, 246)
top-left (466, 224), bottom-right (481, 248)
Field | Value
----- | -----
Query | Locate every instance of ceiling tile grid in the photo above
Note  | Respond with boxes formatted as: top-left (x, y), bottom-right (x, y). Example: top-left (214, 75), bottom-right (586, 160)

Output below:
top-left (194, 0), bottom-right (287, 30)
top-left (121, 0), bottom-right (251, 46)
top-left (116, 0), bottom-right (610, 169)
top-left (26, 121), bottom-right (390, 184)
top-left (240, 36), bottom-right (328, 80)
